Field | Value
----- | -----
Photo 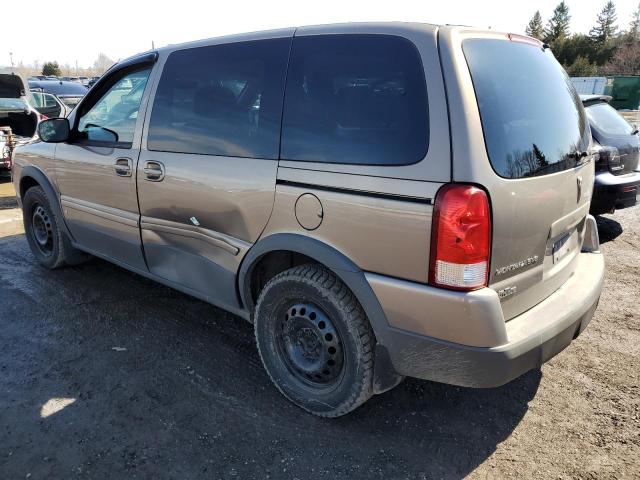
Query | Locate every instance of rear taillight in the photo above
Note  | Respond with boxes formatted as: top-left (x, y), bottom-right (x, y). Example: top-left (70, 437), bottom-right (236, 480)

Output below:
top-left (429, 184), bottom-right (492, 291)
top-left (597, 146), bottom-right (623, 172)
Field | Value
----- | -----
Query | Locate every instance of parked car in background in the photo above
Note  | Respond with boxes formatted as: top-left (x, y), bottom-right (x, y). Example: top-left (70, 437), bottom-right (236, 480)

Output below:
top-left (30, 90), bottom-right (72, 118)
top-left (0, 71), bottom-right (41, 173)
top-left (87, 76), bottom-right (100, 88)
top-left (581, 94), bottom-right (640, 214)
top-left (29, 75), bottom-right (59, 81)
top-left (13, 25), bottom-right (604, 417)
top-left (28, 79), bottom-right (87, 109)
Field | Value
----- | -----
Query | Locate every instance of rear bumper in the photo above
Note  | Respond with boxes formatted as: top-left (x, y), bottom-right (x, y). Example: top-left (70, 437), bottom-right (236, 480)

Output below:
top-left (591, 171), bottom-right (640, 214)
top-left (367, 251), bottom-right (604, 388)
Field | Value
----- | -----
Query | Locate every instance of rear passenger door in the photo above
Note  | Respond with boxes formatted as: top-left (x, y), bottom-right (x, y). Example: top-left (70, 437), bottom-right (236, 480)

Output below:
top-left (137, 34), bottom-right (292, 312)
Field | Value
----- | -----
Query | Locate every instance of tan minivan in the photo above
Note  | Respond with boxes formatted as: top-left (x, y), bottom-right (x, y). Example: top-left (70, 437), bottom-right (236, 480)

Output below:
top-left (13, 23), bottom-right (604, 417)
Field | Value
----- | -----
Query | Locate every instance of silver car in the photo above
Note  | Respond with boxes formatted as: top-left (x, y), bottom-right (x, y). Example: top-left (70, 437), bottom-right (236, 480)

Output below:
top-left (12, 23), bottom-right (604, 416)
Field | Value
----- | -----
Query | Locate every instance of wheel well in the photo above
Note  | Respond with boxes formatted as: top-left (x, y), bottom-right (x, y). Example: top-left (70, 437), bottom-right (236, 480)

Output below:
top-left (247, 250), bottom-right (319, 310)
top-left (20, 176), bottom-right (39, 199)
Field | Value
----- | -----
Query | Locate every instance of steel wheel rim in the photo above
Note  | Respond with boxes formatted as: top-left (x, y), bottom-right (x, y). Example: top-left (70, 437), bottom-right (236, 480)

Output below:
top-left (31, 204), bottom-right (54, 256)
top-left (276, 302), bottom-right (344, 387)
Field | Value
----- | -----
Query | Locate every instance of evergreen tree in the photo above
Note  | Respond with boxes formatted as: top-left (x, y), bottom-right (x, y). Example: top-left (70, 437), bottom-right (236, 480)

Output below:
top-left (590, 1), bottom-right (618, 44)
top-left (545, 2), bottom-right (571, 44)
top-left (41, 61), bottom-right (61, 77)
top-left (526, 11), bottom-right (545, 39)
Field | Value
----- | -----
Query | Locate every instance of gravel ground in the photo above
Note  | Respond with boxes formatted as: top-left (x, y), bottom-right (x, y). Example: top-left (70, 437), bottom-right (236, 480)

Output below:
top-left (0, 178), bottom-right (638, 479)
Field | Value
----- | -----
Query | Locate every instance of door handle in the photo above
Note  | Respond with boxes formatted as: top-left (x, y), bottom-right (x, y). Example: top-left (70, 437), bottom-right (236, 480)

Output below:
top-left (114, 157), bottom-right (132, 177)
top-left (143, 161), bottom-right (165, 182)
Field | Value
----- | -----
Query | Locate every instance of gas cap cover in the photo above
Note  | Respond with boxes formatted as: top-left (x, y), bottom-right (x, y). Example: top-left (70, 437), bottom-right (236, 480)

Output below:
top-left (295, 193), bottom-right (323, 230)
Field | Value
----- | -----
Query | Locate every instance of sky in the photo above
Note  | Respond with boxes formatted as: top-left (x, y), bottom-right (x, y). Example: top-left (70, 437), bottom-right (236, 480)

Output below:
top-left (4, 0), bottom-right (639, 69)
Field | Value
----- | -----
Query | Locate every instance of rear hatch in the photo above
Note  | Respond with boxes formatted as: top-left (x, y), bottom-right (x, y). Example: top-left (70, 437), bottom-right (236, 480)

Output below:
top-left (0, 73), bottom-right (38, 140)
top-left (0, 73), bottom-right (26, 98)
top-left (453, 32), bottom-right (593, 320)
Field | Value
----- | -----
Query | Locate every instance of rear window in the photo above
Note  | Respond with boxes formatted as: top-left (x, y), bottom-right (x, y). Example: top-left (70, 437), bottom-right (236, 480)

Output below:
top-left (463, 39), bottom-right (590, 179)
top-left (585, 102), bottom-right (635, 136)
top-left (280, 34), bottom-right (429, 166)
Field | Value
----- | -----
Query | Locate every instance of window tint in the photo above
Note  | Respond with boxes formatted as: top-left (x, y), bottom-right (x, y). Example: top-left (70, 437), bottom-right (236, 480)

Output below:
top-left (148, 38), bottom-right (290, 159)
top-left (586, 102), bottom-right (635, 136)
top-left (77, 68), bottom-right (151, 146)
top-left (281, 34), bottom-right (429, 166)
top-left (463, 39), bottom-right (590, 179)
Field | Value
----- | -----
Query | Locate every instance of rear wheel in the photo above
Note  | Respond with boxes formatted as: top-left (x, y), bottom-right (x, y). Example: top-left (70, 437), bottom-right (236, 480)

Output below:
top-left (254, 264), bottom-right (375, 417)
top-left (22, 186), bottom-right (88, 268)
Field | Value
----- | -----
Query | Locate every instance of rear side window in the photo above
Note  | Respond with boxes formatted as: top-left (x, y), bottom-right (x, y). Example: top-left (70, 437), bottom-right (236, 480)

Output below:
top-left (148, 38), bottom-right (290, 159)
top-left (281, 34), bottom-right (429, 166)
top-left (463, 39), bottom-right (590, 179)
top-left (586, 102), bottom-right (635, 136)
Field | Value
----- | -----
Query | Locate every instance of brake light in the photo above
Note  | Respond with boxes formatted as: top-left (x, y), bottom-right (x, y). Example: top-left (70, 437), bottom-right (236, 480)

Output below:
top-left (429, 184), bottom-right (492, 291)
top-left (507, 33), bottom-right (544, 48)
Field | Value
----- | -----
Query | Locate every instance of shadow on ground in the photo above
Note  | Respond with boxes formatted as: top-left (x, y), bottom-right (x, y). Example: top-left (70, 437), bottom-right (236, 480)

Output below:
top-left (0, 233), bottom-right (540, 479)
top-left (596, 215), bottom-right (623, 244)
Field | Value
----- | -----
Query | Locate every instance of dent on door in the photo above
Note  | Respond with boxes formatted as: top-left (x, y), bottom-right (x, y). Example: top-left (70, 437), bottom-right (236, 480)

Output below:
top-left (136, 151), bottom-right (278, 311)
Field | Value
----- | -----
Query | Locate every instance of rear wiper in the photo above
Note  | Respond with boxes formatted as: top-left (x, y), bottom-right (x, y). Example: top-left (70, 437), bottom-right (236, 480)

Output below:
top-left (632, 128), bottom-right (639, 135)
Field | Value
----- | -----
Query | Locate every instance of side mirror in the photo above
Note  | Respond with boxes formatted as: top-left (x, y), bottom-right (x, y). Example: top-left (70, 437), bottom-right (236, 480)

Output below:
top-left (38, 118), bottom-right (70, 143)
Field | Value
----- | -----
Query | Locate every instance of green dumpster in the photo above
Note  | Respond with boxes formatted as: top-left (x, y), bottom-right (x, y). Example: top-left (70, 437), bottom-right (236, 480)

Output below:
top-left (604, 76), bottom-right (640, 110)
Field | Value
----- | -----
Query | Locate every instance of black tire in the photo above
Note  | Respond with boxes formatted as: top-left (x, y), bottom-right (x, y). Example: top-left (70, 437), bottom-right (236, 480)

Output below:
top-left (22, 186), bottom-right (88, 268)
top-left (254, 264), bottom-right (375, 417)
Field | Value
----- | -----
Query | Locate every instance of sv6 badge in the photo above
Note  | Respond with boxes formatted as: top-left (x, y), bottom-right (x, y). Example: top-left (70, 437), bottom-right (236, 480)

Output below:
top-left (497, 286), bottom-right (517, 299)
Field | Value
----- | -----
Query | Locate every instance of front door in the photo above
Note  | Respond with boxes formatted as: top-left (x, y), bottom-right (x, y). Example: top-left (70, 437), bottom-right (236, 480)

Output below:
top-left (55, 64), bottom-right (154, 270)
top-left (136, 36), bottom-right (292, 311)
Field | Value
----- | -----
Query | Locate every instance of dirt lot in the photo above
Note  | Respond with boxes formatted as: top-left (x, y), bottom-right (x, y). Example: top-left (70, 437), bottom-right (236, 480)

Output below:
top-left (0, 178), bottom-right (638, 479)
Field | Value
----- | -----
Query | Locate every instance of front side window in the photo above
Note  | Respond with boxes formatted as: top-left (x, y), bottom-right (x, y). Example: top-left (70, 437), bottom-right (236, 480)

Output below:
top-left (280, 34), bottom-right (429, 166)
top-left (147, 38), bottom-right (290, 159)
top-left (77, 68), bottom-right (151, 146)
top-left (586, 102), bottom-right (635, 136)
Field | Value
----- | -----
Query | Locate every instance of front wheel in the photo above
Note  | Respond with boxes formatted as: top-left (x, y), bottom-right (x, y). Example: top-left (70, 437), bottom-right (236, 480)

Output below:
top-left (22, 186), bottom-right (88, 268)
top-left (254, 264), bottom-right (375, 417)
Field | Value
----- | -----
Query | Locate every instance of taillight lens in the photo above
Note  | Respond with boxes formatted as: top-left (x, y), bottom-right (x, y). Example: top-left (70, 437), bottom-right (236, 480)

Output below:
top-left (596, 146), bottom-right (622, 172)
top-left (429, 184), bottom-right (492, 291)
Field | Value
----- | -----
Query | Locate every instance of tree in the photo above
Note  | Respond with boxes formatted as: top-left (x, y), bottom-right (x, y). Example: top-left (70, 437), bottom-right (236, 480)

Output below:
top-left (545, 1), bottom-right (571, 44)
top-left (526, 11), bottom-right (545, 39)
top-left (629, 3), bottom-right (640, 39)
top-left (42, 61), bottom-right (61, 77)
top-left (93, 53), bottom-right (115, 74)
top-left (566, 56), bottom-right (599, 76)
top-left (602, 42), bottom-right (640, 75)
top-left (590, 1), bottom-right (618, 44)
top-left (553, 34), bottom-right (596, 66)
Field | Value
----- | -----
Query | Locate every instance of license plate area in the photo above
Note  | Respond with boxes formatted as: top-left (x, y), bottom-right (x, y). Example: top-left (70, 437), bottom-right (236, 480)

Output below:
top-left (552, 232), bottom-right (573, 264)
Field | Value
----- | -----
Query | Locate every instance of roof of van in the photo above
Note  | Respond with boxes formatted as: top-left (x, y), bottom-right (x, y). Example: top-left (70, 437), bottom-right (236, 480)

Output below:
top-left (143, 22), bottom-right (446, 57)
top-left (120, 22), bottom-right (521, 65)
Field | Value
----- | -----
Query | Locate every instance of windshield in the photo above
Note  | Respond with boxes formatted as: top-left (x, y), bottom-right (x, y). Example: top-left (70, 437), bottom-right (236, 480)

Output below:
top-left (586, 102), bottom-right (635, 136)
top-left (0, 98), bottom-right (28, 110)
top-left (463, 38), bottom-right (590, 179)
